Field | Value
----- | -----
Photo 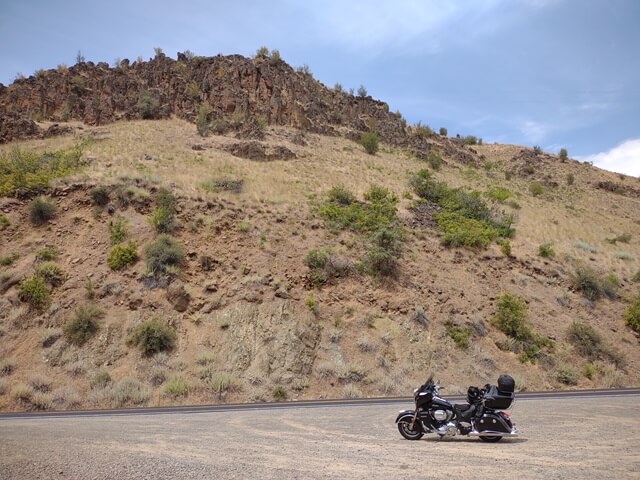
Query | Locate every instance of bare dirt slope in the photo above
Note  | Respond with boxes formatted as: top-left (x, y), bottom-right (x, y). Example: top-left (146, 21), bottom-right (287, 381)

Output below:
top-left (0, 118), bottom-right (639, 412)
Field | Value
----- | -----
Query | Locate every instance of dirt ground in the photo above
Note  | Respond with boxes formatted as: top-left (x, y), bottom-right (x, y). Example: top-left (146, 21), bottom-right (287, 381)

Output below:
top-left (1, 394), bottom-right (639, 479)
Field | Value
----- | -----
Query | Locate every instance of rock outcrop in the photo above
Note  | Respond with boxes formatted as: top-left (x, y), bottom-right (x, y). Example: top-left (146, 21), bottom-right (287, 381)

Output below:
top-left (0, 53), bottom-right (408, 145)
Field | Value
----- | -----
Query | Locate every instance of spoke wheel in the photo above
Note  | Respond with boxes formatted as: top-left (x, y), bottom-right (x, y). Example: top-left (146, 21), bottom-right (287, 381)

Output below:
top-left (398, 417), bottom-right (424, 440)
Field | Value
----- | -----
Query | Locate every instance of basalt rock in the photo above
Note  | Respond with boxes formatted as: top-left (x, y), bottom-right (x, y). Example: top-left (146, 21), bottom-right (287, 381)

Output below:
top-left (0, 53), bottom-right (408, 146)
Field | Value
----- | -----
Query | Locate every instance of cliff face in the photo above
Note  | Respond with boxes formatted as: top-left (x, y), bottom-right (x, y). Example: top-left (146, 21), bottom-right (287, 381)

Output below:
top-left (0, 53), bottom-right (407, 145)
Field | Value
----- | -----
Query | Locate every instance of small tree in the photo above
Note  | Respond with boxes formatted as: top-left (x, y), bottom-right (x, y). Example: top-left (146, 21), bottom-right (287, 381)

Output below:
top-left (254, 46), bottom-right (269, 58)
top-left (439, 127), bottom-right (448, 136)
top-left (559, 148), bottom-right (568, 161)
top-left (196, 103), bottom-right (212, 137)
top-left (138, 91), bottom-right (160, 119)
top-left (357, 85), bottom-right (368, 98)
top-left (361, 131), bottom-right (379, 155)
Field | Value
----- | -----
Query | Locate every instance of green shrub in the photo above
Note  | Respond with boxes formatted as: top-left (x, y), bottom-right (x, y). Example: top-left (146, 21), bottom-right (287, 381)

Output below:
top-left (427, 150), bottom-right (443, 170)
top-left (36, 246), bottom-right (57, 261)
top-left (0, 214), bottom-right (10, 230)
top-left (633, 270), bottom-right (640, 283)
top-left (319, 185), bottom-right (398, 233)
top-left (272, 385), bottom-right (287, 401)
top-left (365, 227), bottom-right (402, 277)
top-left (485, 187), bottom-right (512, 203)
top-left (305, 296), bottom-right (318, 314)
top-left (462, 135), bottom-right (478, 145)
top-left (439, 127), bottom-right (448, 136)
top-left (90, 369), bottom-right (112, 389)
top-left (0, 252), bottom-right (19, 266)
top-left (0, 144), bottom-right (85, 197)
top-left (89, 186), bottom-right (110, 206)
top-left (28, 196), bottom-right (56, 226)
top-left (63, 305), bottom-right (103, 346)
top-left (164, 374), bottom-right (189, 397)
top-left (567, 322), bottom-right (602, 358)
top-left (566, 321), bottom-right (624, 366)
top-left (559, 148), bottom-right (568, 161)
top-left (107, 241), bottom-right (138, 270)
top-left (445, 321), bottom-right (471, 349)
top-left (572, 265), bottom-right (617, 301)
top-left (36, 262), bottom-right (65, 287)
top-left (149, 187), bottom-right (176, 233)
top-left (625, 297), bottom-right (640, 333)
top-left (357, 85), bottom-right (368, 97)
top-left (326, 185), bottom-right (356, 206)
top-left (144, 234), bottom-right (184, 275)
top-left (538, 243), bottom-right (555, 257)
top-left (435, 212), bottom-right (497, 248)
top-left (108, 216), bottom-right (127, 245)
top-left (361, 131), bottom-right (379, 155)
top-left (206, 373), bottom-right (235, 398)
top-left (138, 91), bottom-right (160, 119)
top-left (184, 81), bottom-right (201, 100)
top-left (583, 363), bottom-right (597, 380)
top-left (196, 103), bottom-right (212, 136)
top-left (566, 173), bottom-right (575, 185)
top-left (529, 182), bottom-right (544, 196)
top-left (410, 169), bottom-right (513, 249)
top-left (304, 249), bottom-right (329, 270)
top-left (128, 318), bottom-right (176, 356)
top-left (108, 377), bottom-right (151, 407)
top-left (498, 239), bottom-right (512, 257)
top-left (493, 293), bottom-right (529, 341)
top-left (556, 364), bottom-right (578, 385)
top-left (149, 207), bottom-right (175, 233)
top-left (18, 275), bottom-right (50, 310)
top-left (533, 145), bottom-right (542, 154)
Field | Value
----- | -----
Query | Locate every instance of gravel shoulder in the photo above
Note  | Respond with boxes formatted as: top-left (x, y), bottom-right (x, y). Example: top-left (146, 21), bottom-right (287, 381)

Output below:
top-left (1, 395), bottom-right (639, 479)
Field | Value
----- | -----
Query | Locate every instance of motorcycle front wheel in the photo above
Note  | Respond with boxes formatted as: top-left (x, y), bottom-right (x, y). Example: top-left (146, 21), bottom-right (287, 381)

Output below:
top-left (397, 415), bottom-right (424, 440)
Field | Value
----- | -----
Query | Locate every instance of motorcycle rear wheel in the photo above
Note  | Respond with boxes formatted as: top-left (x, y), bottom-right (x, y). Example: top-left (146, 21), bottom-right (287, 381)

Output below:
top-left (397, 417), bottom-right (424, 440)
top-left (479, 435), bottom-right (503, 443)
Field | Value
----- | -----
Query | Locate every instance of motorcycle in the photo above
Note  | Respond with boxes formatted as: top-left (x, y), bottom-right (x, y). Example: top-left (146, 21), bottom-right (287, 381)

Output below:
top-left (396, 374), bottom-right (518, 442)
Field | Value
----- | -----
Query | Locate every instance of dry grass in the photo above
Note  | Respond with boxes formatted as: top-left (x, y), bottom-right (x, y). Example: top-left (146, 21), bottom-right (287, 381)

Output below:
top-left (1, 118), bottom-right (640, 410)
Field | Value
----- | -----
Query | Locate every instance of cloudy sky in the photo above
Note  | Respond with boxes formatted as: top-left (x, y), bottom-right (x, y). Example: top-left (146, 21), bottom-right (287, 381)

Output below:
top-left (1, 0), bottom-right (638, 175)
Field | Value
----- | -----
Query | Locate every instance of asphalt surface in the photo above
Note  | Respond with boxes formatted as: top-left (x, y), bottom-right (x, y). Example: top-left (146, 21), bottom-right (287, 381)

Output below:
top-left (1, 389), bottom-right (639, 479)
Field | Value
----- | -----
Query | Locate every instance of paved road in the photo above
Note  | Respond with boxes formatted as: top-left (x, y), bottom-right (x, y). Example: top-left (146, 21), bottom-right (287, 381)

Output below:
top-left (1, 394), bottom-right (639, 479)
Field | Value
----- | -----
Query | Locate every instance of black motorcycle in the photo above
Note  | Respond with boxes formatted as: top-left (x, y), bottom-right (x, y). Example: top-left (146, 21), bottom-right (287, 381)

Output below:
top-left (396, 375), bottom-right (518, 442)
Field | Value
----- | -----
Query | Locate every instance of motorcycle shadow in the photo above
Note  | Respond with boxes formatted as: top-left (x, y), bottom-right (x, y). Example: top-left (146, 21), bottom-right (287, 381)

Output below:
top-left (420, 437), bottom-right (527, 444)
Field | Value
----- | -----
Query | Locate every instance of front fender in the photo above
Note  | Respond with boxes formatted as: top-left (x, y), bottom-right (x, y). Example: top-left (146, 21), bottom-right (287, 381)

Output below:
top-left (395, 409), bottom-right (416, 423)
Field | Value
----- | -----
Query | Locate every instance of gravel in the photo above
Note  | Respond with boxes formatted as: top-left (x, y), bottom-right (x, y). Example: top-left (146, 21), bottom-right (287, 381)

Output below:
top-left (1, 395), bottom-right (639, 479)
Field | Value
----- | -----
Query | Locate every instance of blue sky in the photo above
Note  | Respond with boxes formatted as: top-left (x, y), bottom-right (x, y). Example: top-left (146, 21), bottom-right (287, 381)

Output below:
top-left (1, 0), bottom-right (638, 175)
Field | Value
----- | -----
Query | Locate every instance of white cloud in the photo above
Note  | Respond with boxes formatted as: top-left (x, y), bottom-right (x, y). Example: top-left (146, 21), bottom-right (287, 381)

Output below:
top-left (520, 120), bottom-right (549, 143)
top-left (307, 0), bottom-right (460, 51)
top-left (579, 139), bottom-right (640, 177)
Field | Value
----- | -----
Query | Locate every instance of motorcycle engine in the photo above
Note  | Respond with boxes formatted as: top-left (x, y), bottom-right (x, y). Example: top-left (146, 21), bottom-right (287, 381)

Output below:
top-left (432, 409), bottom-right (451, 422)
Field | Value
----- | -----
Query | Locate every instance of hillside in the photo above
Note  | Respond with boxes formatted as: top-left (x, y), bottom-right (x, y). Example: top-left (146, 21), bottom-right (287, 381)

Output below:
top-left (0, 53), bottom-right (639, 412)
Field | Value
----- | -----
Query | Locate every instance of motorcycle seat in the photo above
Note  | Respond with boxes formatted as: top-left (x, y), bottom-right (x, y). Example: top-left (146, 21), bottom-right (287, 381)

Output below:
top-left (453, 403), bottom-right (475, 420)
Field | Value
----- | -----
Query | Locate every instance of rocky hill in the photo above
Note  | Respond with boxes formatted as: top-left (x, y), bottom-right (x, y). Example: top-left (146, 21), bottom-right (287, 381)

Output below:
top-left (0, 53), bottom-right (639, 412)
